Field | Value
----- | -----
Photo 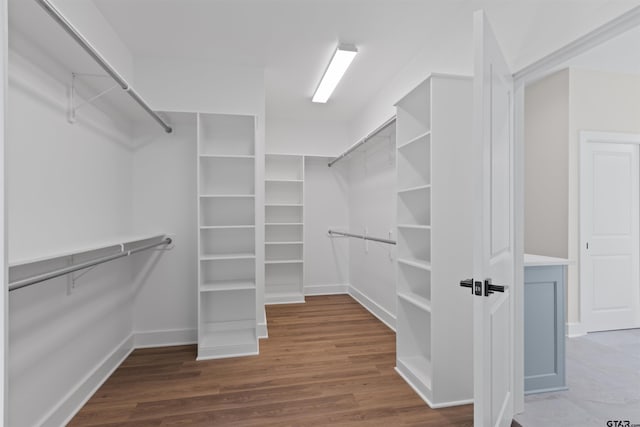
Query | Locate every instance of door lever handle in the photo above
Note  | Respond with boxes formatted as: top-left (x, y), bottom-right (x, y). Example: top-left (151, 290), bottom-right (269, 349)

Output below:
top-left (460, 278), bottom-right (482, 296)
top-left (459, 278), bottom-right (473, 292)
top-left (484, 279), bottom-right (506, 297)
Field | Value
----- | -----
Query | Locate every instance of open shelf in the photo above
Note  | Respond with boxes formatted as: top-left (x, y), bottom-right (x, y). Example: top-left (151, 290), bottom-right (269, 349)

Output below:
top-left (265, 154), bottom-right (304, 180)
top-left (265, 205), bottom-right (303, 224)
top-left (398, 184), bottom-right (431, 194)
top-left (398, 133), bottom-right (430, 189)
top-left (265, 241), bottom-right (304, 245)
top-left (200, 197), bottom-right (255, 227)
top-left (199, 320), bottom-right (258, 359)
top-left (199, 154), bottom-right (255, 159)
top-left (398, 188), bottom-right (431, 226)
top-left (398, 260), bottom-right (431, 302)
top-left (200, 227), bottom-right (254, 258)
top-left (395, 79), bottom-right (431, 145)
top-left (398, 224), bottom-right (431, 230)
top-left (398, 258), bottom-right (431, 271)
top-left (200, 280), bottom-right (256, 292)
top-left (265, 258), bottom-right (303, 304)
top-left (200, 156), bottom-right (255, 195)
top-left (265, 259), bottom-right (303, 264)
top-left (198, 289), bottom-right (257, 359)
top-left (397, 356), bottom-right (433, 392)
top-left (266, 242), bottom-right (302, 261)
top-left (200, 225), bottom-right (255, 230)
top-left (265, 179), bottom-right (303, 183)
top-left (398, 291), bottom-right (431, 313)
top-left (397, 131), bottom-right (431, 151)
top-left (200, 253), bottom-right (255, 261)
top-left (266, 224), bottom-right (303, 242)
top-left (200, 194), bottom-right (255, 198)
top-left (397, 227), bottom-right (431, 265)
top-left (200, 258), bottom-right (255, 286)
top-left (265, 181), bottom-right (303, 205)
top-left (396, 297), bottom-right (432, 390)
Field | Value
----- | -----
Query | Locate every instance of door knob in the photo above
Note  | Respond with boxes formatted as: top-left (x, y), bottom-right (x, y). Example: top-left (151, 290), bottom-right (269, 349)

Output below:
top-left (484, 278), bottom-right (505, 297)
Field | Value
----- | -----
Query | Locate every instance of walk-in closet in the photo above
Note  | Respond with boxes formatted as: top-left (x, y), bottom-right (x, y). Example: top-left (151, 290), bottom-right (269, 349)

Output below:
top-left (1, 1), bottom-right (638, 426)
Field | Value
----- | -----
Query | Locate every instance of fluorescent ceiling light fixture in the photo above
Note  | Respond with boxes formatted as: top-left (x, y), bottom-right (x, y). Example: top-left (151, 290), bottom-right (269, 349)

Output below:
top-left (312, 44), bottom-right (358, 103)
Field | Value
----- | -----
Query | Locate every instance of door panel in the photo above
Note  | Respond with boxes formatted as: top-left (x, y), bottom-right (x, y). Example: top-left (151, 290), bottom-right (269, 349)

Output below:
top-left (491, 74), bottom-right (511, 257)
top-left (581, 137), bottom-right (640, 332)
top-left (473, 10), bottom-right (515, 427)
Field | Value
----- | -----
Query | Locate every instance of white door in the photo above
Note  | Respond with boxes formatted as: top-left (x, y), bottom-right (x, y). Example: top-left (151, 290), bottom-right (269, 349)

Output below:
top-left (580, 133), bottom-right (640, 332)
top-left (473, 10), bottom-right (515, 427)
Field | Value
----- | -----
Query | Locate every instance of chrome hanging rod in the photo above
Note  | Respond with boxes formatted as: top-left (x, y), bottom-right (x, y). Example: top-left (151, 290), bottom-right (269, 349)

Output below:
top-left (328, 229), bottom-right (396, 245)
top-left (35, 0), bottom-right (173, 133)
top-left (328, 116), bottom-right (396, 167)
top-left (9, 237), bottom-right (173, 292)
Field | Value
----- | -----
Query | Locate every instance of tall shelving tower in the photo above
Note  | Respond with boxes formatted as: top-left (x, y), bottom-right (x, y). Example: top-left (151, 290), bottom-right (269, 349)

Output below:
top-left (197, 113), bottom-right (259, 360)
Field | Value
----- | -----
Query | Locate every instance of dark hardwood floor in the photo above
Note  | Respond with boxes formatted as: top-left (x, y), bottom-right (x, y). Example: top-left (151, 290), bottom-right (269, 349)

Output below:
top-left (70, 295), bottom-right (473, 426)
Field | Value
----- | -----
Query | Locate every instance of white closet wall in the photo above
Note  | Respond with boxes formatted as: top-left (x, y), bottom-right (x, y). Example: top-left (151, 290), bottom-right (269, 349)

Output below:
top-left (303, 157), bottom-right (350, 294)
top-left (346, 129), bottom-right (397, 327)
top-left (266, 118), bottom-right (350, 156)
top-left (131, 117), bottom-right (197, 344)
top-left (7, 36), bottom-right (136, 427)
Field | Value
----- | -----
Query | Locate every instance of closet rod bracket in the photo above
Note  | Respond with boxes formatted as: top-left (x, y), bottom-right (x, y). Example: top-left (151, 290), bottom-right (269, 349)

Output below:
top-left (68, 72), bottom-right (119, 124)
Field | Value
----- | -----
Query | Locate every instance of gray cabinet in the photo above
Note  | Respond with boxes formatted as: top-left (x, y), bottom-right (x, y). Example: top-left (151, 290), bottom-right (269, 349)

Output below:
top-left (524, 263), bottom-right (567, 394)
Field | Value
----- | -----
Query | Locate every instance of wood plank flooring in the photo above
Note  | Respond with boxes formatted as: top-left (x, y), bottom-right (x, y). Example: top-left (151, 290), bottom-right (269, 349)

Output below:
top-left (70, 295), bottom-right (473, 426)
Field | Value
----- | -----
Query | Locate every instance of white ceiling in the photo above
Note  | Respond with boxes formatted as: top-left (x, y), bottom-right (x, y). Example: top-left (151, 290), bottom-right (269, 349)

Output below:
top-left (92, 0), bottom-right (640, 122)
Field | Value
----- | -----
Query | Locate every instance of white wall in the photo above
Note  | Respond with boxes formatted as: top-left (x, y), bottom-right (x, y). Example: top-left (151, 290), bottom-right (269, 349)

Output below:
top-left (525, 68), bottom-right (640, 326)
top-left (132, 57), bottom-right (267, 338)
top-left (524, 69), bottom-right (569, 258)
top-left (348, 43), bottom-right (471, 147)
top-left (346, 133), bottom-right (397, 327)
top-left (266, 117), bottom-right (349, 157)
top-left (52, 0), bottom-right (135, 83)
top-left (6, 40), bottom-right (136, 427)
top-left (303, 157), bottom-right (349, 294)
top-left (131, 118), bottom-right (198, 346)
top-left (567, 68), bottom-right (640, 325)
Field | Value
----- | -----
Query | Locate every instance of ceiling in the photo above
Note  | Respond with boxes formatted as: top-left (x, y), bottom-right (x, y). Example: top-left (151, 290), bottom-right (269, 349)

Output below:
top-left (92, 0), bottom-right (640, 123)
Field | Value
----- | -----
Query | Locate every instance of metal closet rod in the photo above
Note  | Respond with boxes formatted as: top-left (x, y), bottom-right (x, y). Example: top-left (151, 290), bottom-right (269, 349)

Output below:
top-left (35, 0), bottom-right (173, 134)
top-left (328, 116), bottom-right (396, 167)
top-left (9, 237), bottom-right (173, 292)
top-left (328, 229), bottom-right (396, 245)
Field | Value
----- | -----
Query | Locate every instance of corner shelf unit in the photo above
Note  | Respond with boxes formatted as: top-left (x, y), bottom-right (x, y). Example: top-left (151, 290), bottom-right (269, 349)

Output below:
top-left (264, 154), bottom-right (305, 304)
top-left (197, 113), bottom-right (258, 360)
top-left (394, 74), bottom-right (474, 407)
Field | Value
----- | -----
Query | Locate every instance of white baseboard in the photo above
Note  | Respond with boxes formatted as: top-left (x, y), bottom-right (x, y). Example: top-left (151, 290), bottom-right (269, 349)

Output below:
top-left (41, 334), bottom-right (135, 427)
top-left (567, 322), bottom-right (587, 338)
top-left (348, 286), bottom-right (396, 332)
top-left (134, 328), bottom-right (197, 348)
top-left (258, 322), bottom-right (268, 339)
top-left (304, 284), bottom-right (349, 295)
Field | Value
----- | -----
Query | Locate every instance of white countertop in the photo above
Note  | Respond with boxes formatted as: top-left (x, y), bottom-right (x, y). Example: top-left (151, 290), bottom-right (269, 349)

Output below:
top-left (524, 253), bottom-right (570, 267)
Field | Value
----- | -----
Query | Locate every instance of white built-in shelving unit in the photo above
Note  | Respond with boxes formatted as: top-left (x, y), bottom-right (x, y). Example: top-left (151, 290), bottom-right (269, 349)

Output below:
top-left (197, 113), bottom-right (258, 360)
top-left (264, 154), bottom-right (305, 304)
top-left (394, 74), bottom-right (474, 407)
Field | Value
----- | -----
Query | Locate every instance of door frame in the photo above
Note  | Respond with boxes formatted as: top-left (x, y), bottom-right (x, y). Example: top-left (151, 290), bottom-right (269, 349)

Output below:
top-left (511, 4), bottom-right (640, 415)
top-left (579, 131), bottom-right (640, 332)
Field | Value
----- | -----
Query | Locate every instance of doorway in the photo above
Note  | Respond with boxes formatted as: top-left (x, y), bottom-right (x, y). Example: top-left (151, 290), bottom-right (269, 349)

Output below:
top-left (580, 132), bottom-right (640, 333)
